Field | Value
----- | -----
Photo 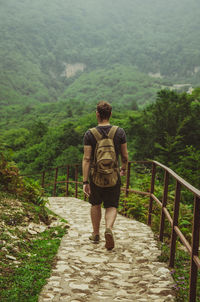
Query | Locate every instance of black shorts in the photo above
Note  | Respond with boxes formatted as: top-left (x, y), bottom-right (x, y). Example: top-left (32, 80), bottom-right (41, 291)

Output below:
top-left (89, 178), bottom-right (121, 208)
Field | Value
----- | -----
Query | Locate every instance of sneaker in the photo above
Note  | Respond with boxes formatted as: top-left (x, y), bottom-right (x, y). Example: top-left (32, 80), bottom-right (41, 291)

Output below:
top-left (89, 233), bottom-right (100, 244)
top-left (105, 228), bottom-right (114, 250)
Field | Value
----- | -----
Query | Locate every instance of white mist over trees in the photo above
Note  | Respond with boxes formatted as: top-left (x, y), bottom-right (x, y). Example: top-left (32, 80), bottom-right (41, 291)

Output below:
top-left (0, 0), bottom-right (200, 104)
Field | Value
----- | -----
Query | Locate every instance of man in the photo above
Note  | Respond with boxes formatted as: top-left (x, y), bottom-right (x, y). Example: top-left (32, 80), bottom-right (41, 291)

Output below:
top-left (82, 101), bottom-right (128, 250)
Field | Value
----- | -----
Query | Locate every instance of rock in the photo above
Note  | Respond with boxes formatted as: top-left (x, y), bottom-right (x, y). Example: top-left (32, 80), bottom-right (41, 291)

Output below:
top-left (116, 289), bottom-right (127, 296)
top-left (79, 256), bottom-right (107, 263)
top-left (55, 264), bottom-right (71, 273)
top-left (6, 255), bottom-right (17, 261)
top-left (12, 246), bottom-right (19, 252)
top-left (69, 283), bottom-right (89, 290)
top-left (28, 223), bottom-right (46, 234)
top-left (28, 229), bottom-right (37, 235)
top-left (109, 262), bottom-right (130, 269)
top-left (165, 295), bottom-right (175, 301)
top-left (50, 221), bottom-right (65, 228)
top-left (6, 232), bottom-right (18, 239)
top-left (149, 287), bottom-right (171, 295)
top-left (155, 267), bottom-right (171, 277)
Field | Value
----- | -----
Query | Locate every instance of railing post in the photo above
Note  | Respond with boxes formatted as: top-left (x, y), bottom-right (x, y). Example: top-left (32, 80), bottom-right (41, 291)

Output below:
top-left (53, 167), bottom-right (58, 197)
top-left (159, 171), bottom-right (169, 241)
top-left (189, 196), bottom-right (200, 302)
top-left (126, 162), bottom-right (131, 197)
top-left (148, 162), bottom-right (156, 226)
top-left (75, 165), bottom-right (78, 198)
top-left (169, 180), bottom-right (181, 268)
top-left (66, 165), bottom-right (69, 197)
top-left (41, 171), bottom-right (45, 188)
top-left (123, 162), bottom-right (131, 216)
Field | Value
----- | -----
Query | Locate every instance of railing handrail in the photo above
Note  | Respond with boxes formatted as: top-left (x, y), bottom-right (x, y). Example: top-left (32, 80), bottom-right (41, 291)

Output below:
top-left (20, 163), bottom-right (81, 176)
top-left (127, 160), bottom-right (200, 197)
top-left (152, 160), bottom-right (200, 197)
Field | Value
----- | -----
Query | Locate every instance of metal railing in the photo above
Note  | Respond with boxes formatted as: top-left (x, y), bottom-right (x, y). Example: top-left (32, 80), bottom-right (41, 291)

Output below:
top-left (125, 160), bottom-right (200, 302)
top-left (35, 160), bottom-right (200, 302)
top-left (40, 164), bottom-right (83, 198)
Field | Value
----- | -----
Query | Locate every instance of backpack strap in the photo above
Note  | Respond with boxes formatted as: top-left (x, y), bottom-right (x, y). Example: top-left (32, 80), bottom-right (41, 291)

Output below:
top-left (90, 127), bottom-right (102, 141)
top-left (108, 126), bottom-right (118, 139)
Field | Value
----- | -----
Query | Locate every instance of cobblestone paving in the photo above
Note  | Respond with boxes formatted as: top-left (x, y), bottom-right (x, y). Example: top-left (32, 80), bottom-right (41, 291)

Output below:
top-left (39, 197), bottom-right (175, 302)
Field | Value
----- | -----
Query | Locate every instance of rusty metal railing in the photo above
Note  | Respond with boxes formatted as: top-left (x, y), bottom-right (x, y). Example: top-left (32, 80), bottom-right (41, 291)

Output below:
top-left (124, 160), bottom-right (200, 302)
top-left (40, 164), bottom-right (83, 198)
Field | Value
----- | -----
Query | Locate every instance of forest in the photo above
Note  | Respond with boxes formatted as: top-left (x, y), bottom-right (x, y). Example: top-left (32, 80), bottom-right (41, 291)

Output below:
top-left (1, 0), bottom-right (200, 110)
top-left (1, 87), bottom-right (199, 190)
top-left (1, 0), bottom-right (200, 189)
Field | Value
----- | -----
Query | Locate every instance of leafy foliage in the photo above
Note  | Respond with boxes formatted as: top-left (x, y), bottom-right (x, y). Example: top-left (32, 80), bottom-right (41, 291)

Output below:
top-left (0, 152), bottom-right (46, 206)
top-left (129, 89), bottom-right (200, 189)
top-left (61, 65), bottom-right (166, 109)
top-left (0, 153), bottom-right (68, 301)
top-left (1, 87), bottom-right (200, 193)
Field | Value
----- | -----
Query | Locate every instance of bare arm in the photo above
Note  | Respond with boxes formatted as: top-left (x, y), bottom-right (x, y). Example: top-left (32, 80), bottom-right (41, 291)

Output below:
top-left (82, 145), bottom-right (92, 181)
top-left (120, 143), bottom-right (128, 176)
top-left (82, 145), bottom-right (92, 196)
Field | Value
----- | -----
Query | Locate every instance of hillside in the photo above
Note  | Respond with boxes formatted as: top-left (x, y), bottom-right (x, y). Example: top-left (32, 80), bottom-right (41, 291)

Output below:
top-left (1, 0), bottom-right (200, 109)
top-left (0, 65), bottom-right (171, 131)
top-left (0, 154), bottom-right (68, 301)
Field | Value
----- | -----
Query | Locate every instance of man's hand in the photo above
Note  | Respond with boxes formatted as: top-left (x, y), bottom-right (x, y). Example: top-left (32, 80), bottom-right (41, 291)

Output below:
top-left (120, 169), bottom-right (126, 176)
top-left (120, 143), bottom-right (128, 176)
top-left (83, 183), bottom-right (91, 197)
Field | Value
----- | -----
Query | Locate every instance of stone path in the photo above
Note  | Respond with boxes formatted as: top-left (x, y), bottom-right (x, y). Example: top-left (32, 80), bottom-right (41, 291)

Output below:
top-left (38, 197), bottom-right (175, 302)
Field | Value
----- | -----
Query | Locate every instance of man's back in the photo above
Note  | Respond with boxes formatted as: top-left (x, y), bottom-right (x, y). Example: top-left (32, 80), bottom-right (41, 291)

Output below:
top-left (89, 125), bottom-right (119, 188)
top-left (84, 125), bottom-right (126, 160)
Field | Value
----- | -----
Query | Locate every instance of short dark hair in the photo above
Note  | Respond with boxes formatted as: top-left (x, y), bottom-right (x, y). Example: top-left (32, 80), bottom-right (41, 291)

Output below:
top-left (97, 101), bottom-right (112, 121)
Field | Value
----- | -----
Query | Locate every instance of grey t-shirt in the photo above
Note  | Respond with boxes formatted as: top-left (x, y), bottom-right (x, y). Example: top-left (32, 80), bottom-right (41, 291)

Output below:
top-left (83, 125), bottom-right (127, 160)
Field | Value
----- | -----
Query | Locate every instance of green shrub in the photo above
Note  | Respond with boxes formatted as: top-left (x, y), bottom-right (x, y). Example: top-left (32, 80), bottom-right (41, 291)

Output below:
top-left (22, 179), bottom-right (46, 206)
top-left (0, 152), bottom-right (47, 207)
top-left (119, 192), bottom-right (149, 224)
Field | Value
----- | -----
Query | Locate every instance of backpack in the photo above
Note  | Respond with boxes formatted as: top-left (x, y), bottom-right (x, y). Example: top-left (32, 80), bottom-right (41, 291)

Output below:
top-left (90, 126), bottom-right (119, 188)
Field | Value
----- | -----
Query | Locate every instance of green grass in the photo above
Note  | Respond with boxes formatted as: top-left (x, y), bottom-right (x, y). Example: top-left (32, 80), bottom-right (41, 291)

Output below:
top-left (0, 226), bottom-right (67, 302)
top-left (0, 191), bottom-right (68, 302)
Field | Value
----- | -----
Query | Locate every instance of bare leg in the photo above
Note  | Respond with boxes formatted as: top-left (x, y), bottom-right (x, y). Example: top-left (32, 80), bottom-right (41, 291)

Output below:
top-left (104, 207), bottom-right (117, 250)
top-left (105, 207), bottom-right (117, 229)
top-left (91, 204), bottom-right (102, 235)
